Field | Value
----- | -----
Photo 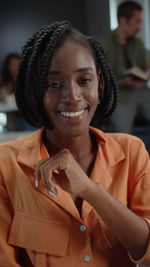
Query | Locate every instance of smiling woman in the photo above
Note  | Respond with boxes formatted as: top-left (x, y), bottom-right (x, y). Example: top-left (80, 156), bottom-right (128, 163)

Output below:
top-left (0, 20), bottom-right (150, 267)
top-left (43, 39), bottom-right (100, 137)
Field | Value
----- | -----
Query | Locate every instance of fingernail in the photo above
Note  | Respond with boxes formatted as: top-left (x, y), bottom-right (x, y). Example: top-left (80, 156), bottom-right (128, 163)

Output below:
top-left (50, 186), bottom-right (55, 193)
top-left (49, 190), bottom-right (56, 198)
top-left (35, 178), bottom-right (38, 188)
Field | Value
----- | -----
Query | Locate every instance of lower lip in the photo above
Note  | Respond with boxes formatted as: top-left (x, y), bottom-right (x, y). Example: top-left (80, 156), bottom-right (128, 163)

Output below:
top-left (57, 110), bottom-right (88, 124)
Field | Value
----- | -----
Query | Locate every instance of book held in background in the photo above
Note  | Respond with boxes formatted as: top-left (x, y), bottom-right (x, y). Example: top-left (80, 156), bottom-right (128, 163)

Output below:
top-left (123, 66), bottom-right (150, 81)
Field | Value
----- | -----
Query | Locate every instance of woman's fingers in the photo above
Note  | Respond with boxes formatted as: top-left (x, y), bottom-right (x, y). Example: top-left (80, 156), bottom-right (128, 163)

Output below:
top-left (34, 157), bottom-right (60, 196)
top-left (34, 148), bottom-right (86, 196)
top-left (34, 158), bottom-right (48, 187)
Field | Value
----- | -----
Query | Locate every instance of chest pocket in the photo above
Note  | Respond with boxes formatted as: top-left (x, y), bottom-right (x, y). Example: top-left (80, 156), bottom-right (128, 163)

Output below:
top-left (8, 212), bottom-right (69, 266)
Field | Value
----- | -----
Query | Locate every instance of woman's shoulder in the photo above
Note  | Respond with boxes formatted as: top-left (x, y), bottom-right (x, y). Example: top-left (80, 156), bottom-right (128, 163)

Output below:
top-left (108, 131), bottom-right (143, 144)
top-left (0, 129), bottom-right (41, 158)
top-left (0, 134), bottom-right (29, 157)
top-left (106, 132), bottom-right (149, 160)
top-left (91, 126), bottom-right (143, 145)
top-left (107, 131), bottom-right (145, 148)
top-left (92, 127), bottom-right (147, 156)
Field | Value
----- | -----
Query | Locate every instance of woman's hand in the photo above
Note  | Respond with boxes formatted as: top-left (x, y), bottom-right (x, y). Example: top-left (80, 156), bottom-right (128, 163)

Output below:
top-left (34, 149), bottom-right (92, 197)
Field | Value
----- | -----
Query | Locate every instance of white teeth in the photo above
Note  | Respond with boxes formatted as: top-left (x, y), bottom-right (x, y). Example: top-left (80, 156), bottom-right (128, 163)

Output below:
top-left (60, 109), bottom-right (84, 117)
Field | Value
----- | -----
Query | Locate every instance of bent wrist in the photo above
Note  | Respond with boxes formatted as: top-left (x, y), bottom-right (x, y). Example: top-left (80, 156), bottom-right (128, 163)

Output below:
top-left (79, 179), bottom-right (98, 200)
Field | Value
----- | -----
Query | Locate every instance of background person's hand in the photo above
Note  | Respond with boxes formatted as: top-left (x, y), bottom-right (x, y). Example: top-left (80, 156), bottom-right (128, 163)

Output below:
top-left (120, 77), bottom-right (146, 88)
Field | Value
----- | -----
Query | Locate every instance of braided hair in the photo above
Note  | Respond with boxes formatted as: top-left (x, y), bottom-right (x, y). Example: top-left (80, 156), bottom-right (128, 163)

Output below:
top-left (14, 20), bottom-right (118, 129)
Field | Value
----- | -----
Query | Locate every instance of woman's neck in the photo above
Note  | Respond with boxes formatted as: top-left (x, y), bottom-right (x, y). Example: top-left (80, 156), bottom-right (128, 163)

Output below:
top-left (43, 128), bottom-right (94, 160)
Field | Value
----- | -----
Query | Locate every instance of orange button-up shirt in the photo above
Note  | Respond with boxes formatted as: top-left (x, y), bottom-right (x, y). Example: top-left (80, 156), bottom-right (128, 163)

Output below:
top-left (0, 127), bottom-right (150, 267)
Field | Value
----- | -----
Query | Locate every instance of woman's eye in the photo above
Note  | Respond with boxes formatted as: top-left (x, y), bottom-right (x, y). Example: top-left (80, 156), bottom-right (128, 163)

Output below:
top-left (48, 82), bottom-right (63, 89)
top-left (79, 78), bottom-right (92, 85)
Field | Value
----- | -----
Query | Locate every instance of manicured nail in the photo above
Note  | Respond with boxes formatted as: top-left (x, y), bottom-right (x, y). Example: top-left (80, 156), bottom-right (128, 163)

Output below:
top-left (35, 178), bottom-right (38, 188)
top-left (49, 190), bottom-right (56, 198)
top-left (50, 186), bottom-right (55, 193)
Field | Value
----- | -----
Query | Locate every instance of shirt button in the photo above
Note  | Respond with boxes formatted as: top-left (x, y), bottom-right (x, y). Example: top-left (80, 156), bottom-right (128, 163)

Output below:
top-left (80, 224), bottom-right (86, 232)
top-left (84, 255), bottom-right (91, 262)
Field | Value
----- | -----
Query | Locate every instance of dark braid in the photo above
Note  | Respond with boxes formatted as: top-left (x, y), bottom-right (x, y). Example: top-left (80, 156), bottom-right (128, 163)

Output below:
top-left (14, 20), bottom-right (118, 129)
top-left (36, 22), bottom-right (72, 125)
top-left (15, 21), bottom-right (72, 129)
top-left (88, 38), bottom-right (118, 124)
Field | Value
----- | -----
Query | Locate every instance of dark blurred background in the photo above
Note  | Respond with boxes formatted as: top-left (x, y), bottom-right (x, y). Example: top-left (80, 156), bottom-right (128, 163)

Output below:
top-left (1, 0), bottom-right (149, 67)
top-left (0, 0), bottom-right (111, 69)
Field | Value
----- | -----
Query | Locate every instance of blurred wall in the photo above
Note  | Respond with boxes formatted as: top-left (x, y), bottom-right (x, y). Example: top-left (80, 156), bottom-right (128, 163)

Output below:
top-left (1, 0), bottom-right (150, 70)
top-left (0, 0), bottom-right (111, 70)
top-left (85, 0), bottom-right (110, 40)
top-left (0, 0), bottom-right (86, 69)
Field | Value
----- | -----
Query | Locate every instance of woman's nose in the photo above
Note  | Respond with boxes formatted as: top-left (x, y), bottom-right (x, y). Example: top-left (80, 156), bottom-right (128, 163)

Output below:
top-left (61, 83), bottom-right (82, 104)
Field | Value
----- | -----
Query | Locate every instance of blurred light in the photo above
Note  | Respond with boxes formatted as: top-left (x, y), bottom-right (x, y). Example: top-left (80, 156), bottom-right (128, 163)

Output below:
top-left (0, 113), bottom-right (7, 132)
top-left (109, 0), bottom-right (118, 30)
top-left (0, 113), bottom-right (7, 125)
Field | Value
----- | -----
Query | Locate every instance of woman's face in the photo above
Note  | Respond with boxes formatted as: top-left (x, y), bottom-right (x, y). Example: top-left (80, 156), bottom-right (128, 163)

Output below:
top-left (43, 40), bottom-right (101, 137)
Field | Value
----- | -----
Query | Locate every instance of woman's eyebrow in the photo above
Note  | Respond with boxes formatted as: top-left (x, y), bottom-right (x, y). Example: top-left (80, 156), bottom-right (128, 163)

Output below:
top-left (48, 67), bottom-right (94, 76)
top-left (74, 67), bottom-right (94, 73)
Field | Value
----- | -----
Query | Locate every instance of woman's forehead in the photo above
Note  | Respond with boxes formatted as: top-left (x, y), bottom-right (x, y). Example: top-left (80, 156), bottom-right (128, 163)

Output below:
top-left (49, 40), bottom-right (96, 72)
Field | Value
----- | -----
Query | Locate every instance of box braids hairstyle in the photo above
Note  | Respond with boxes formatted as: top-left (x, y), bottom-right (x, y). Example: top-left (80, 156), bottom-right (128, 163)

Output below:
top-left (14, 20), bottom-right (118, 129)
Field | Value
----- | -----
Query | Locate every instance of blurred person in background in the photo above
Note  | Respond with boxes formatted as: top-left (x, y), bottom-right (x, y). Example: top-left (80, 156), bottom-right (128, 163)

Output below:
top-left (0, 53), bottom-right (19, 101)
top-left (0, 53), bottom-right (19, 131)
top-left (101, 1), bottom-right (150, 134)
top-left (0, 53), bottom-right (34, 131)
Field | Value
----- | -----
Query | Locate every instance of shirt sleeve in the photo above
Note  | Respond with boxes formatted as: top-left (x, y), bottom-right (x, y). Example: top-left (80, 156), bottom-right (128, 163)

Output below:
top-left (0, 174), bottom-right (21, 267)
top-left (128, 141), bottom-right (150, 265)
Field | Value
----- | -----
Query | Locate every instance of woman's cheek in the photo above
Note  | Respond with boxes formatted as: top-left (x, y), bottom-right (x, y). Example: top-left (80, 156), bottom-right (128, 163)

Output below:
top-left (86, 87), bottom-right (99, 104)
top-left (43, 91), bottom-right (57, 111)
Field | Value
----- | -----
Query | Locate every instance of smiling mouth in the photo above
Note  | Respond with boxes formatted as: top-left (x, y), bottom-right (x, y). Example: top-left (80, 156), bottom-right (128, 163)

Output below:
top-left (57, 107), bottom-right (89, 118)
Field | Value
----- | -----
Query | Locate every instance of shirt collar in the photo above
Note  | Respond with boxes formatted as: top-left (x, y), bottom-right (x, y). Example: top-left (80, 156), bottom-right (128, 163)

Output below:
top-left (90, 126), bottom-right (125, 165)
top-left (17, 126), bottom-right (125, 168)
top-left (17, 128), bottom-right (49, 169)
